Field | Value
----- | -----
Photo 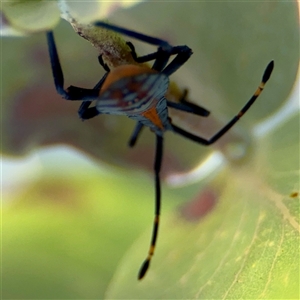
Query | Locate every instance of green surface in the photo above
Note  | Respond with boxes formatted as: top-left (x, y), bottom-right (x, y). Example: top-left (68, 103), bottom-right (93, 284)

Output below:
top-left (2, 169), bottom-right (185, 299)
top-left (1, 1), bottom-right (60, 33)
top-left (106, 114), bottom-right (299, 299)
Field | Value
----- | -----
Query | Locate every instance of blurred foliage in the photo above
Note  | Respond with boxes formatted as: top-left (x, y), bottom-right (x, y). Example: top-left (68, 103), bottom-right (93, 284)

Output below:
top-left (2, 167), bottom-right (188, 299)
top-left (1, 1), bottom-right (60, 33)
top-left (1, 1), bottom-right (299, 299)
top-left (0, 0), bottom-right (140, 34)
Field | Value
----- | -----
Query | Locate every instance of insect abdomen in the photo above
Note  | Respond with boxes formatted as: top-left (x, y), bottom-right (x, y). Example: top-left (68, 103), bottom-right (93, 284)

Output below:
top-left (97, 66), bottom-right (169, 117)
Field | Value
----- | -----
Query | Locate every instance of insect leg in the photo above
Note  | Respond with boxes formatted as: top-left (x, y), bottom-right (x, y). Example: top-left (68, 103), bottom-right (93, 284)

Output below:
top-left (171, 61), bottom-right (274, 145)
top-left (94, 22), bottom-right (194, 74)
top-left (128, 122), bottom-right (145, 147)
top-left (133, 45), bottom-right (192, 73)
top-left (94, 22), bottom-right (175, 71)
top-left (46, 31), bottom-right (103, 101)
top-left (77, 73), bottom-right (109, 120)
top-left (161, 46), bottom-right (193, 76)
top-left (98, 55), bottom-right (110, 72)
top-left (94, 21), bottom-right (170, 48)
top-left (167, 101), bottom-right (210, 117)
top-left (178, 89), bottom-right (210, 116)
top-left (151, 45), bottom-right (193, 73)
top-left (127, 41), bottom-right (193, 68)
top-left (126, 41), bottom-right (158, 63)
top-left (129, 43), bottom-right (192, 74)
top-left (138, 134), bottom-right (163, 280)
top-left (127, 39), bottom-right (171, 71)
top-left (151, 47), bottom-right (173, 72)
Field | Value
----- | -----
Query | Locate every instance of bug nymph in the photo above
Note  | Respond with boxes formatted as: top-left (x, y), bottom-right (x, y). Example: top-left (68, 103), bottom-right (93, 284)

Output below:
top-left (46, 21), bottom-right (274, 280)
top-left (96, 65), bottom-right (171, 133)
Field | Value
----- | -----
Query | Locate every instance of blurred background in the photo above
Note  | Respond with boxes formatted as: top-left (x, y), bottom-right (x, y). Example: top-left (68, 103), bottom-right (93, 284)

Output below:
top-left (1, 1), bottom-right (299, 299)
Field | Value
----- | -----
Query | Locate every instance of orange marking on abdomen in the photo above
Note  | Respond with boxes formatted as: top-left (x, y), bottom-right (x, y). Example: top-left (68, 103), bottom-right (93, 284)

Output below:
top-left (101, 64), bottom-right (157, 93)
top-left (142, 105), bottom-right (164, 129)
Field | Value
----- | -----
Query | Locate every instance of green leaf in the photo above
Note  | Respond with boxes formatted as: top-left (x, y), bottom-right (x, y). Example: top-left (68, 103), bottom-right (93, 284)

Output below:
top-left (2, 168), bottom-right (184, 299)
top-left (0, 0), bottom-right (144, 35)
top-left (1, 1), bottom-right (60, 33)
top-left (106, 113), bottom-right (299, 299)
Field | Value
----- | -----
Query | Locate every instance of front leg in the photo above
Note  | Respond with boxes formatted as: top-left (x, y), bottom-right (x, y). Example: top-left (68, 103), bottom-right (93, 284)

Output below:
top-left (127, 41), bottom-right (191, 74)
top-left (47, 31), bottom-right (105, 101)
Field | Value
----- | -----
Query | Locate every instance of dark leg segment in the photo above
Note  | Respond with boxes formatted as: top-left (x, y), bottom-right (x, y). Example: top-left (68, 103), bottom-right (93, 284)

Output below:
top-left (127, 39), bottom-right (193, 74)
top-left (167, 88), bottom-right (210, 116)
top-left (178, 89), bottom-right (210, 116)
top-left (46, 31), bottom-right (68, 98)
top-left (126, 41), bottom-right (159, 63)
top-left (151, 46), bottom-right (173, 72)
top-left (171, 61), bottom-right (274, 145)
top-left (47, 31), bottom-right (105, 101)
top-left (128, 122), bottom-right (144, 147)
top-left (127, 39), bottom-right (171, 71)
top-left (167, 101), bottom-right (210, 117)
top-left (77, 73), bottom-right (109, 120)
top-left (94, 22), bottom-right (193, 74)
top-left (95, 21), bottom-right (170, 47)
top-left (98, 55), bottom-right (110, 72)
top-left (138, 135), bottom-right (163, 280)
top-left (167, 88), bottom-right (209, 116)
top-left (162, 46), bottom-right (192, 76)
top-left (128, 42), bottom-right (192, 67)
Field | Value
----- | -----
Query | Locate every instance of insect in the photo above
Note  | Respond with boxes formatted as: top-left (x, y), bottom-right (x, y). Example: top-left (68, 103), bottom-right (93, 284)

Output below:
top-left (46, 21), bottom-right (274, 280)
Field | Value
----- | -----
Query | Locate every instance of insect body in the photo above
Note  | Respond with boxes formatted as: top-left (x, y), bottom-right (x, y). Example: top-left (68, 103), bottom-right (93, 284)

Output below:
top-left (97, 65), bottom-right (171, 133)
top-left (46, 21), bottom-right (274, 280)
